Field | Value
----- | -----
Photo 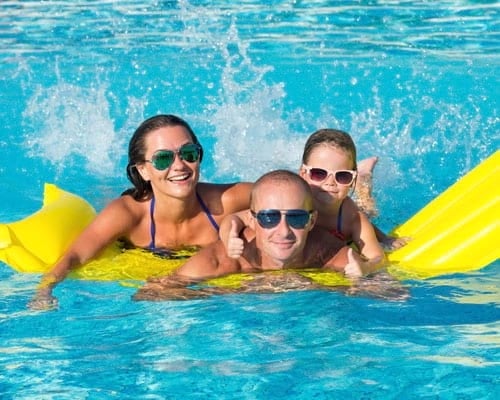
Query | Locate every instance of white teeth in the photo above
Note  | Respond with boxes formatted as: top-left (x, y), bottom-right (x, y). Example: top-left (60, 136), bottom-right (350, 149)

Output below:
top-left (169, 173), bottom-right (189, 181)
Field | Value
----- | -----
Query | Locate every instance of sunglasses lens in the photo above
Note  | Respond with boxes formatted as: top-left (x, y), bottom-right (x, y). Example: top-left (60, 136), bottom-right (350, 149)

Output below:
top-left (308, 168), bottom-right (328, 182)
top-left (285, 210), bottom-right (311, 229)
top-left (149, 144), bottom-right (200, 170)
top-left (179, 143), bottom-right (201, 163)
top-left (255, 210), bottom-right (282, 229)
top-left (335, 170), bottom-right (354, 185)
top-left (152, 151), bottom-right (175, 170)
top-left (253, 210), bottom-right (311, 229)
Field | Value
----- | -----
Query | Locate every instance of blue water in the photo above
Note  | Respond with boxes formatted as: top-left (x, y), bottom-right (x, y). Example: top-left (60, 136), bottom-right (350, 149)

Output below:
top-left (1, 1), bottom-right (499, 398)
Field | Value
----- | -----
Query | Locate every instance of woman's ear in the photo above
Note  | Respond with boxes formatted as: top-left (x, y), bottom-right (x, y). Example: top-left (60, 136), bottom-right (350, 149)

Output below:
top-left (136, 163), bottom-right (151, 182)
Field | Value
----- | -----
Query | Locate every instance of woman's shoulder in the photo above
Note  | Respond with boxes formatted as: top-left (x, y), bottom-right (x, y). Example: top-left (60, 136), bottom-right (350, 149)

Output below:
top-left (101, 194), bottom-right (148, 222)
top-left (198, 181), bottom-right (252, 208)
top-left (197, 181), bottom-right (252, 194)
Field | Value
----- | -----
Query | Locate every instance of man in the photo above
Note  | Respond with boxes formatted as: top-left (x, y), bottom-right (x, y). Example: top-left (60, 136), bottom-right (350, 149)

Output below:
top-left (134, 169), bottom-right (363, 301)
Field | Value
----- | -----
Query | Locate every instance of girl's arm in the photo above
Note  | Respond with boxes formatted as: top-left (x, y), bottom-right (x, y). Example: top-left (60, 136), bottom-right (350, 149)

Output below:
top-left (372, 224), bottom-right (410, 250)
top-left (345, 200), bottom-right (386, 276)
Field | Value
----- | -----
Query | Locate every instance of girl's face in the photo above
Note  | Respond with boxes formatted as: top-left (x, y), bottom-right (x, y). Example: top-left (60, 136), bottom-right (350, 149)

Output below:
top-left (137, 125), bottom-right (201, 199)
top-left (300, 144), bottom-right (356, 206)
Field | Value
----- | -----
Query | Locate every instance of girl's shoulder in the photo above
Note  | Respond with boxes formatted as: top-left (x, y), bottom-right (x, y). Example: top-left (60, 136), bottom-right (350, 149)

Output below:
top-left (339, 197), bottom-right (365, 233)
top-left (340, 196), bottom-right (361, 218)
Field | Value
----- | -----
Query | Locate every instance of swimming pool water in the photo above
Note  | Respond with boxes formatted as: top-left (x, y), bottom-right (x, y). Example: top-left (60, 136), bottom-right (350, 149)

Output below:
top-left (1, 1), bottom-right (499, 399)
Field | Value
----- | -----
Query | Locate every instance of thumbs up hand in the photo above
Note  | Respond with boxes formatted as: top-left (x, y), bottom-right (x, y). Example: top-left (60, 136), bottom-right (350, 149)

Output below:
top-left (224, 219), bottom-right (244, 259)
top-left (343, 248), bottom-right (363, 278)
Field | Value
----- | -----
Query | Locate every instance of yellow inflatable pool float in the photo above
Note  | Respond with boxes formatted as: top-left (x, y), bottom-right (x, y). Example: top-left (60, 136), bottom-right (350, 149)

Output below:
top-left (0, 150), bottom-right (498, 282)
top-left (0, 184), bottom-right (96, 273)
top-left (0, 184), bottom-right (188, 281)
top-left (387, 150), bottom-right (499, 278)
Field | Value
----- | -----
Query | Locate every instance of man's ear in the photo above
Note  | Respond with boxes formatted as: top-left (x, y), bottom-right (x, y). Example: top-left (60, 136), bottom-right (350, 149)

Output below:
top-left (248, 209), bottom-right (256, 231)
top-left (308, 210), bottom-right (318, 231)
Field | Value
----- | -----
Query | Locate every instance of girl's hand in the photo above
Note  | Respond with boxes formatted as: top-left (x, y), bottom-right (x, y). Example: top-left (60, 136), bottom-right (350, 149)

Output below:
top-left (382, 236), bottom-right (411, 251)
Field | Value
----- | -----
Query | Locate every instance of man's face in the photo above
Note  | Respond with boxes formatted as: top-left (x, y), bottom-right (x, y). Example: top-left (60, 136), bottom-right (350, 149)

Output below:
top-left (249, 180), bottom-right (316, 268)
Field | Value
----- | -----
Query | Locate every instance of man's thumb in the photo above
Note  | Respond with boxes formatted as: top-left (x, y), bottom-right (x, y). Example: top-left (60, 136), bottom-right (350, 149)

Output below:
top-left (230, 219), bottom-right (239, 238)
top-left (347, 247), bottom-right (355, 262)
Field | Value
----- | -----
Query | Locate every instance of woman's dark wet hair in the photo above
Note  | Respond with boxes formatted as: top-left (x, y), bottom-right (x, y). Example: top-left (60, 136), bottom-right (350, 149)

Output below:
top-left (122, 114), bottom-right (204, 200)
top-left (301, 128), bottom-right (357, 171)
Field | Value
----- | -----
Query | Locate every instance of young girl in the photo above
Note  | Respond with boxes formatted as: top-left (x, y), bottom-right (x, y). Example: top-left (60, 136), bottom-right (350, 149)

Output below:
top-left (300, 129), bottom-right (407, 250)
top-left (220, 129), bottom-right (406, 278)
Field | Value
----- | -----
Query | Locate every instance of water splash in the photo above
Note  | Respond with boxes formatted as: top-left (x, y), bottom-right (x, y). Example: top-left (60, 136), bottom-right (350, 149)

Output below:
top-left (22, 82), bottom-right (142, 178)
top-left (14, 0), bottom-right (499, 193)
top-left (195, 20), bottom-right (304, 182)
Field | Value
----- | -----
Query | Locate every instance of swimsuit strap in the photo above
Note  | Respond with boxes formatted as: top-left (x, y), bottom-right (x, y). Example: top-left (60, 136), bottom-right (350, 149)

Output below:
top-left (337, 199), bottom-right (344, 233)
top-left (328, 200), bottom-right (346, 241)
top-left (149, 199), bottom-right (172, 257)
top-left (149, 192), bottom-right (219, 251)
top-left (196, 191), bottom-right (220, 232)
top-left (148, 196), bottom-right (156, 250)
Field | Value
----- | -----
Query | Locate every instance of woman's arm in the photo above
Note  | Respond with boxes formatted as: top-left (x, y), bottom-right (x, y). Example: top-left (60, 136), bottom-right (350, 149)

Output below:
top-left (29, 197), bottom-right (140, 310)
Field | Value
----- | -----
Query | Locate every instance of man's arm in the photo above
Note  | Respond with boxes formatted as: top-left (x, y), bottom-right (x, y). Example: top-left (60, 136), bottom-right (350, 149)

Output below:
top-left (133, 241), bottom-right (242, 301)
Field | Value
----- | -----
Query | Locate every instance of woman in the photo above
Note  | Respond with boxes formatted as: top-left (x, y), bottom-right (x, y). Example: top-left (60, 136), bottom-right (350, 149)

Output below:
top-left (30, 114), bottom-right (252, 309)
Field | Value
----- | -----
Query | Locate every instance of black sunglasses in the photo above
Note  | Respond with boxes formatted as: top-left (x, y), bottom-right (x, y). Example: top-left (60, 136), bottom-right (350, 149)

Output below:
top-left (251, 209), bottom-right (313, 229)
top-left (145, 143), bottom-right (201, 170)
